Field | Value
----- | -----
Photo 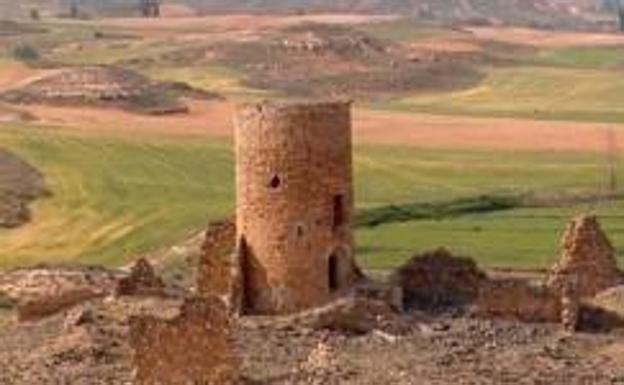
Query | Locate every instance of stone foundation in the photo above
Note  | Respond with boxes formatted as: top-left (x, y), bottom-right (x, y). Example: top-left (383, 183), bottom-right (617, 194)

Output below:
top-left (476, 279), bottom-right (561, 323)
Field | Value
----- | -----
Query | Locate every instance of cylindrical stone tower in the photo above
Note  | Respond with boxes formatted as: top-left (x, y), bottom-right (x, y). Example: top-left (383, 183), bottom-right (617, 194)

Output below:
top-left (235, 100), bottom-right (357, 315)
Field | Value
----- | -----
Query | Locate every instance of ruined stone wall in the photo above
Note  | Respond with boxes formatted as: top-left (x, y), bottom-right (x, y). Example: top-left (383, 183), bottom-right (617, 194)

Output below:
top-left (197, 219), bottom-right (236, 298)
top-left (235, 101), bottom-right (356, 314)
top-left (546, 215), bottom-right (623, 298)
top-left (129, 297), bottom-right (238, 385)
top-left (476, 279), bottom-right (562, 323)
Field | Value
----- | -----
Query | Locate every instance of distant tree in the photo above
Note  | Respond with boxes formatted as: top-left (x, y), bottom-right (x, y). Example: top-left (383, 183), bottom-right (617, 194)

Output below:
top-left (612, 0), bottom-right (624, 31)
top-left (70, 1), bottom-right (79, 18)
top-left (29, 8), bottom-right (40, 20)
top-left (140, 0), bottom-right (160, 18)
top-left (12, 45), bottom-right (40, 62)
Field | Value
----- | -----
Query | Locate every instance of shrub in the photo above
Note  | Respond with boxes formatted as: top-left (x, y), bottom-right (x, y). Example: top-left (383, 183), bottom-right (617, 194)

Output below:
top-left (30, 8), bottom-right (40, 20)
top-left (12, 44), bottom-right (40, 62)
top-left (355, 195), bottom-right (520, 228)
top-left (0, 291), bottom-right (15, 310)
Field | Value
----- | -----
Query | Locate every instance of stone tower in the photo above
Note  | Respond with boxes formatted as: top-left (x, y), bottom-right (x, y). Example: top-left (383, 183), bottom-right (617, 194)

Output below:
top-left (235, 100), bottom-right (358, 315)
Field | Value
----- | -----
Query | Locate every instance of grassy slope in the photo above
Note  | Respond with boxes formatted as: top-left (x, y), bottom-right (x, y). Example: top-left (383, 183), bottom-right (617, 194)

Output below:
top-left (536, 46), bottom-right (624, 69)
top-left (0, 125), bottom-right (234, 267)
top-left (1, 123), bottom-right (622, 270)
top-left (381, 66), bottom-right (624, 123)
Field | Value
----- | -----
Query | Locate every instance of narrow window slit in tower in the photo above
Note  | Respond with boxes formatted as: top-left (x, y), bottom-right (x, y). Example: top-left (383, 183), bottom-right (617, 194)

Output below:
top-left (333, 195), bottom-right (344, 229)
top-left (328, 253), bottom-right (339, 291)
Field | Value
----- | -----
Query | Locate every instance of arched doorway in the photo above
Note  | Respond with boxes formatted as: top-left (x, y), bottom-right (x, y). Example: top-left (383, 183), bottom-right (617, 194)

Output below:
top-left (327, 246), bottom-right (350, 292)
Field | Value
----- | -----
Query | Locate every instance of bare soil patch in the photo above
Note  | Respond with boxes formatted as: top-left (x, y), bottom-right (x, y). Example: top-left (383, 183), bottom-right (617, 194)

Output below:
top-left (353, 109), bottom-right (624, 152)
top-left (85, 14), bottom-right (398, 33)
top-left (467, 27), bottom-right (624, 48)
top-left (0, 64), bottom-right (54, 93)
top-left (17, 101), bottom-right (624, 153)
top-left (0, 149), bottom-right (47, 228)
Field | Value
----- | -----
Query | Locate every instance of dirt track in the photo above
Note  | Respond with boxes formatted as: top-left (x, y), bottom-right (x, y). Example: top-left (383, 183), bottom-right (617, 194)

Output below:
top-left (18, 101), bottom-right (624, 153)
top-left (66, 14), bottom-right (397, 33)
top-left (467, 26), bottom-right (624, 48)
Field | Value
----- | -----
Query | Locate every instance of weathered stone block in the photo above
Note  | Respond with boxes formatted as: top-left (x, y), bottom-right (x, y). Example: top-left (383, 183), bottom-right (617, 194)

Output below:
top-left (129, 296), bottom-right (238, 385)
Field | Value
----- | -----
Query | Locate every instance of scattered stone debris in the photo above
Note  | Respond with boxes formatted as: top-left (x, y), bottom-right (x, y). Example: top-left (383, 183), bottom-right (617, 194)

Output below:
top-left (476, 279), bottom-right (561, 323)
top-left (297, 340), bottom-right (342, 384)
top-left (353, 280), bottom-right (403, 312)
top-left (62, 306), bottom-right (95, 331)
top-left (115, 258), bottom-right (166, 297)
top-left (390, 248), bottom-right (487, 309)
top-left (0, 148), bottom-right (48, 228)
top-left (546, 215), bottom-right (623, 298)
top-left (279, 29), bottom-right (385, 57)
top-left (267, 296), bottom-right (405, 335)
top-left (17, 287), bottom-right (102, 323)
top-left (129, 296), bottom-right (238, 385)
top-left (0, 265), bottom-right (120, 322)
top-left (560, 278), bottom-right (580, 333)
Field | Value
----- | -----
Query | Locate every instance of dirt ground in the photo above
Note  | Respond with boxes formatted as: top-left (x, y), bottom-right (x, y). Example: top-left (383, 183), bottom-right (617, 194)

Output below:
top-left (0, 65), bottom-right (55, 94)
top-left (74, 14), bottom-right (398, 35)
top-left (0, 296), bottom-right (623, 385)
top-left (467, 26), bottom-right (624, 48)
top-left (14, 101), bottom-right (624, 153)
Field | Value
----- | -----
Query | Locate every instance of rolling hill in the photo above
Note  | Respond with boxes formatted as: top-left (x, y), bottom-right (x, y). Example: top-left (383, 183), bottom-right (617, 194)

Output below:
top-left (0, 0), bottom-right (616, 30)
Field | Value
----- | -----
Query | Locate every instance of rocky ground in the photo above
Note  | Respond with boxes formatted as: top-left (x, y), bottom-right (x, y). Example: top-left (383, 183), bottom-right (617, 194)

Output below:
top-left (0, 293), bottom-right (623, 385)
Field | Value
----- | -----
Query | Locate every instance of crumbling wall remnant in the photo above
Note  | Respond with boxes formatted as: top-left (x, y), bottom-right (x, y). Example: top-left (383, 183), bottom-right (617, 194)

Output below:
top-left (476, 279), bottom-right (562, 323)
top-left (196, 219), bottom-right (236, 298)
top-left (129, 296), bottom-right (238, 385)
top-left (546, 215), bottom-right (622, 298)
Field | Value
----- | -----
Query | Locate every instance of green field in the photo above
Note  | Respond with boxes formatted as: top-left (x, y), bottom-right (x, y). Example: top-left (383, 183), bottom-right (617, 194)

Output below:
top-left (358, 205), bottom-right (624, 270)
top-left (1, 123), bottom-right (623, 270)
top-left (3, 19), bottom-right (624, 272)
top-left (537, 46), bottom-right (624, 69)
top-left (380, 66), bottom-right (624, 123)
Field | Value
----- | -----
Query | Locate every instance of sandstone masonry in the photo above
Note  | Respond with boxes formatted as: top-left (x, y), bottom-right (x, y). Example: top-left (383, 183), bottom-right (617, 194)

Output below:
top-left (546, 215), bottom-right (622, 298)
top-left (129, 296), bottom-right (238, 385)
top-left (234, 100), bottom-right (359, 314)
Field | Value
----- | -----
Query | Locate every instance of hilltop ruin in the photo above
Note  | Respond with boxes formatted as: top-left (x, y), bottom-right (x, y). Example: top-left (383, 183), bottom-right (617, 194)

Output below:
top-left (234, 100), bottom-right (362, 314)
top-left (0, 66), bottom-right (220, 115)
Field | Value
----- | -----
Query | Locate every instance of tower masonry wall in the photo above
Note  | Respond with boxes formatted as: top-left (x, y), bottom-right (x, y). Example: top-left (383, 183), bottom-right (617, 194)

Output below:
top-left (235, 100), bottom-right (356, 314)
